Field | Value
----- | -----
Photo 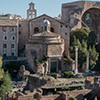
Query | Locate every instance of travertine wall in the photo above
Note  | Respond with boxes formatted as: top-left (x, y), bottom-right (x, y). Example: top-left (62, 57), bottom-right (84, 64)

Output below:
top-left (29, 14), bottom-right (70, 56)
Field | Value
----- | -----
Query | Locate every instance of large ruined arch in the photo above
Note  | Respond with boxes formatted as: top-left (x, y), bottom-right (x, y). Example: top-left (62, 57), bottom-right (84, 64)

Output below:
top-left (81, 8), bottom-right (100, 42)
top-left (62, 1), bottom-right (100, 43)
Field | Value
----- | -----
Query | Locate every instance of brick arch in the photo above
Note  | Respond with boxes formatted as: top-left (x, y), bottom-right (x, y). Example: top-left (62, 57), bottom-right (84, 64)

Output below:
top-left (81, 7), bottom-right (100, 42)
top-left (62, 1), bottom-right (100, 29)
top-left (62, 1), bottom-right (100, 42)
top-left (81, 7), bottom-right (100, 18)
top-left (81, 7), bottom-right (100, 25)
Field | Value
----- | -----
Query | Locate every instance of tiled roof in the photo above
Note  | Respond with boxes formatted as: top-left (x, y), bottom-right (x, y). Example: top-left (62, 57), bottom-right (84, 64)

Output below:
top-left (29, 14), bottom-right (70, 27)
top-left (32, 31), bottom-right (60, 37)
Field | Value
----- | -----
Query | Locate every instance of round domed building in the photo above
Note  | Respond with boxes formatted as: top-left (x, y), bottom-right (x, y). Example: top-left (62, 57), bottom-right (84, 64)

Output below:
top-left (26, 19), bottom-right (64, 74)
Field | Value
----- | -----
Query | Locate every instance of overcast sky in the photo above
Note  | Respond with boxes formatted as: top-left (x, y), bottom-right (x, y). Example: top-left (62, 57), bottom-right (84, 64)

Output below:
top-left (0, 0), bottom-right (100, 18)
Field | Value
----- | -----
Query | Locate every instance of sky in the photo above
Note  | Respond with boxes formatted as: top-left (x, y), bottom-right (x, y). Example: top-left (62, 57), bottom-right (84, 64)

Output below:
top-left (0, 0), bottom-right (100, 18)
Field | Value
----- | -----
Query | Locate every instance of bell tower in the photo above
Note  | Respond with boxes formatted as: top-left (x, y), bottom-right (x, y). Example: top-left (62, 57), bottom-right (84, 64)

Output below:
top-left (27, 2), bottom-right (37, 20)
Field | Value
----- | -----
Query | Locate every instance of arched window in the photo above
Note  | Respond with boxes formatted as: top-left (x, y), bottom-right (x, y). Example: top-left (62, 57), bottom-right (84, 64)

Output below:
top-left (45, 26), bottom-right (47, 31)
top-left (3, 35), bottom-right (8, 41)
top-left (50, 27), bottom-right (54, 32)
top-left (11, 35), bottom-right (16, 41)
top-left (34, 27), bottom-right (39, 34)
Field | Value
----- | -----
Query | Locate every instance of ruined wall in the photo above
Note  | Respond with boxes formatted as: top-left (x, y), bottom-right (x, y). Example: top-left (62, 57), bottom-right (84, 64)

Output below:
top-left (62, 1), bottom-right (100, 43)
top-left (62, 1), bottom-right (100, 29)
top-left (41, 94), bottom-right (63, 100)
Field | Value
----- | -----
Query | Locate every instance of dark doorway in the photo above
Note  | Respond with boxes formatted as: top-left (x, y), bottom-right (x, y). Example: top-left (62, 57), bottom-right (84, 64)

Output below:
top-left (34, 27), bottom-right (39, 34)
top-left (50, 61), bottom-right (57, 73)
top-left (50, 27), bottom-right (54, 32)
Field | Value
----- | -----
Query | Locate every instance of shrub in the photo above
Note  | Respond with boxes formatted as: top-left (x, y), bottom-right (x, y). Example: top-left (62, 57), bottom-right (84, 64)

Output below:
top-left (68, 96), bottom-right (76, 100)
top-left (34, 55), bottom-right (49, 65)
top-left (47, 73), bottom-right (57, 79)
top-left (64, 56), bottom-right (74, 64)
top-left (63, 71), bottom-right (74, 78)
top-left (34, 58), bottom-right (41, 65)
top-left (4, 61), bottom-right (26, 78)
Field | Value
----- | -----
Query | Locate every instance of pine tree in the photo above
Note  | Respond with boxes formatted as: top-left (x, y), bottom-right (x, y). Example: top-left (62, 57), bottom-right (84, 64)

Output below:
top-left (0, 56), bottom-right (12, 99)
top-left (87, 31), bottom-right (96, 47)
top-left (0, 57), bottom-right (4, 79)
top-left (79, 40), bottom-right (87, 68)
top-left (0, 72), bottom-right (12, 99)
top-left (70, 36), bottom-right (82, 59)
top-left (70, 27), bottom-right (98, 70)
top-left (89, 46), bottom-right (99, 69)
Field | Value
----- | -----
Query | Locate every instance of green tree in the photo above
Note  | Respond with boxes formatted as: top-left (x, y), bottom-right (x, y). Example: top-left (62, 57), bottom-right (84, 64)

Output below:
top-left (87, 31), bottom-right (96, 47)
top-left (0, 57), bottom-right (12, 99)
top-left (89, 46), bottom-right (99, 69)
top-left (70, 27), bottom-right (91, 45)
top-left (4, 61), bottom-right (26, 78)
top-left (0, 72), bottom-right (12, 99)
top-left (70, 27), bottom-right (96, 47)
top-left (70, 36), bottom-right (81, 59)
top-left (68, 96), bottom-right (76, 100)
top-left (0, 57), bottom-right (4, 79)
top-left (79, 40), bottom-right (87, 68)
top-left (70, 27), bottom-right (98, 69)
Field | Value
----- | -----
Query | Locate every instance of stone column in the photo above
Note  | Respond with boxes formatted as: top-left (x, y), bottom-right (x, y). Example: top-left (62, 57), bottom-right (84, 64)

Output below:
top-left (86, 51), bottom-right (89, 73)
top-left (75, 46), bottom-right (79, 74)
top-left (95, 96), bottom-right (97, 100)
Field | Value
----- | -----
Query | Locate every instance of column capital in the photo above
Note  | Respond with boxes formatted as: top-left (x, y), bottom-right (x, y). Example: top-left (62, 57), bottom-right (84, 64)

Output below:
top-left (75, 46), bottom-right (79, 51)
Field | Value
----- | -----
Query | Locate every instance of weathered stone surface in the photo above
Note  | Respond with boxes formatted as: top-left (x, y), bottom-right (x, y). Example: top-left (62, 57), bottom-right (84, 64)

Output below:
top-left (85, 76), bottom-right (100, 90)
top-left (62, 60), bottom-right (75, 72)
top-left (62, 1), bottom-right (100, 43)
top-left (34, 92), bottom-right (42, 100)
top-left (17, 65), bottom-right (30, 80)
top-left (25, 74), bottom-right (56, 91)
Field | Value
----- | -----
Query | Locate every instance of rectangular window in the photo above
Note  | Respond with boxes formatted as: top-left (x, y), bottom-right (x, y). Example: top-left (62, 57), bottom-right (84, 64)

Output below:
top-left (60, 24), bottom-right (63, 28)
top-left (11, 53), bottom-right (14, 56)
top-left (11, 44), bottom-right (14, 48)
top-left (19, 31), bottom-right (21, 35)
top-left (3, 53), bottom-right (6, 57)
top-left (3, 44), bottom-right (7, 48)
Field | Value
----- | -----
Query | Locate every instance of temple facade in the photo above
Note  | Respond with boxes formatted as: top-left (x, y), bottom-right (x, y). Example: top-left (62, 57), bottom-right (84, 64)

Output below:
top-left (26, 19), bottom-right (64, 73)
